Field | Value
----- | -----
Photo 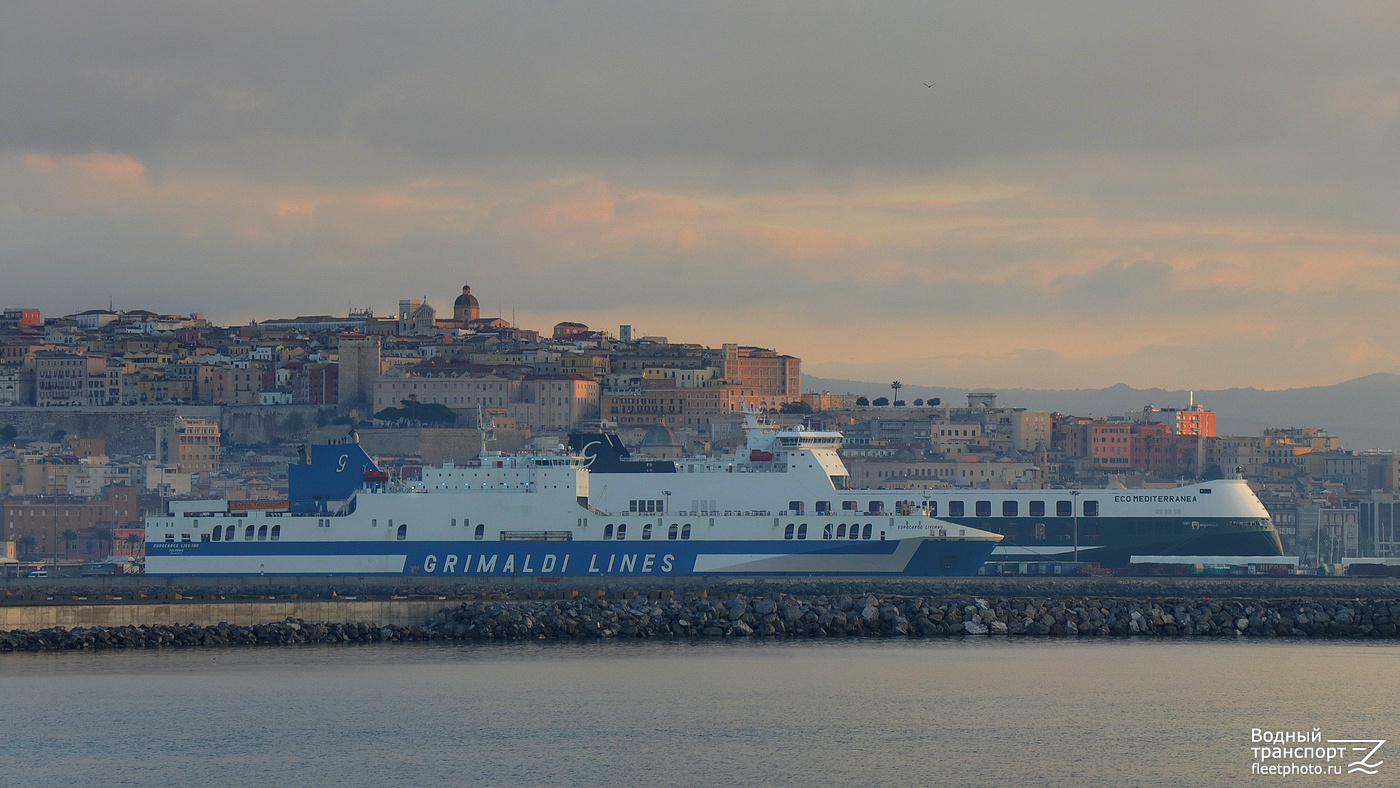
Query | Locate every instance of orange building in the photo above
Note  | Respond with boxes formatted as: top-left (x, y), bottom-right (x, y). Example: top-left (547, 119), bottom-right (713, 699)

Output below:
top-left (1088, 423), bottom-right (1133, 469)
top-left (721, 344), bottom-right (800, 409)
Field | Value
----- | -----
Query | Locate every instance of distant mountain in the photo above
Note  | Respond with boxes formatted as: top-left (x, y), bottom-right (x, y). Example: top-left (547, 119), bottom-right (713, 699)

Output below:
top-left (801, 373), bottom-right (1400, 451)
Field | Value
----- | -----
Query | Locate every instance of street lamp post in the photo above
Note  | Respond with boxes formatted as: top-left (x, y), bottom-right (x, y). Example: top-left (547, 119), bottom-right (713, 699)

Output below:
top-left (1071, 489), bottom-right (1080, 563)
top-left (50, 497), bottom-right (58, 575)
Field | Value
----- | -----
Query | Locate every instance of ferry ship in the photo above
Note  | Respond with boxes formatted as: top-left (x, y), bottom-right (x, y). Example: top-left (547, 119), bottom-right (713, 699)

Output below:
top-left (144, 426), bottom-right (1003, 578)
top-left (572, 415), bottom-right (1283, 569)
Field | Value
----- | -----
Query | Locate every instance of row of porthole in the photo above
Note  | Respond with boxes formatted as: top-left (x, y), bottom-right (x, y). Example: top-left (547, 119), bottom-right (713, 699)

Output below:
top-left (202, 522), bottom-right (419, 542)
top-left (781, 501), bottom-right (1103, 518)
top-left (785, 523), bottom-right (874, 541)
top-left (209, 524), bottom-right (282, 542)
top-left (602, 523), bottom-right (693, 541)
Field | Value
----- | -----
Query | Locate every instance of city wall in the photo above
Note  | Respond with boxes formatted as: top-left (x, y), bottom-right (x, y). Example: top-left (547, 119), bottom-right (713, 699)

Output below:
top-left (0, 404), bottom-right (322, 453)
top-left (0, 405), bottom-right (538, 459)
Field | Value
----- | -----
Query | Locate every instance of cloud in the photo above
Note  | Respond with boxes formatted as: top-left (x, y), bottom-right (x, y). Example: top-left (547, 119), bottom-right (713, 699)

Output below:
top-left (4, 3), bottom-right (1400, 391)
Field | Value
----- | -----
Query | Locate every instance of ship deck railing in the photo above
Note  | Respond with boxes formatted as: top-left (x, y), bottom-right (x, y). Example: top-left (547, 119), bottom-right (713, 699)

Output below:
top-left (675, 464), bottom-right (789, 473)
top-left (499, 530), bottom-right (574, 541)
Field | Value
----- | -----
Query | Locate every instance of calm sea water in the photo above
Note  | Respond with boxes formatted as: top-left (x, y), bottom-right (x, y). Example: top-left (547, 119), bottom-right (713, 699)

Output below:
top-left (4, 638), bottom-right (1396, 787)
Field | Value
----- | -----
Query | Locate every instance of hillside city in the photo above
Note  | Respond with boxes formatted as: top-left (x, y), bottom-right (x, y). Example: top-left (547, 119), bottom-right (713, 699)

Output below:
top-left (1, 282), bottom-right (1396, 573)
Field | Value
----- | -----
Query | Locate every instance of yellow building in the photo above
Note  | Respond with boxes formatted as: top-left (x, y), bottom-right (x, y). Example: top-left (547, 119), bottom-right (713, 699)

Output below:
top-left (155, 417), bottom-right (221, 474)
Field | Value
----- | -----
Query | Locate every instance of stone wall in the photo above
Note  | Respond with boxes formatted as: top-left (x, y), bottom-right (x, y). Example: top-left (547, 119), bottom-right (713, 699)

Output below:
top-left (0, 404), bottom-right (323, 454)
top-left (0, 598), bottom-right (456, 631)
top-left (0, 406), bottom-right (196, 455)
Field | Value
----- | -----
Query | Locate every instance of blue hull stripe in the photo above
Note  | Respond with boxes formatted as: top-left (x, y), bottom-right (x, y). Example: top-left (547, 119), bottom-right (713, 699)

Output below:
top-left (147, 538), bottom-right (996, 577)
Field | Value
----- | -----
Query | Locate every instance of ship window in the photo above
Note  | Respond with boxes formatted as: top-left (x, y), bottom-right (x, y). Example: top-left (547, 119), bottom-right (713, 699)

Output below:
top-left (784, 523), bottom-right (795, 540)
top-left (201, 533), bottom-right (211, 542)
top-left (165, 534), bottom-right (174, 542)
top-left (823, 524), bottom-right (833, 540)
top-left (270, 525), bottom-right (281, 541)
top-left (928, 501), bottom-right (937, 516)
top-left (681, 524), bottom-right (691, 540)
top-left (396, 523), bottom-right (407, 541)
top-left (837, 524), bottom-right (847, 538)
top-left (1034, 523), bottom-right (1046, 541)
top-left (474, 523), bottom-right (485, 540)
top-left (210, 527), bottom-right (221, 542)
top-left (1056, 500), bottom-right (1072, 517)
top-left (862, 524), bottom-right (872, 540)
top-left (642, 524), bottom-right (652, 540)
top-left (223, 525), bottom-right (233, 541)
top-left (451, 518), bottom-right (457, 527)
top-left (815, 501), bottom-right (831, 514)
top-left (1003, 501), bottom-right (1018, 517)
top-left (849, 525), bottom-right (859, 540)
top-left (975, 500), bottom-right (991, 517)
top-left (949, 501), bottom-right (965, 517)
top-left (257, 525), bottom-right (268, 541)
top-left (788, 501), bottom-right (804, 515)
top-left (1083, 500), bottom-right (1099, 517)
top-left (245, 525), bottom-right (255, 541)
top-left (604, 524), bottom-right (614, 540)
top-left (868, 501), bottom-right (883, 514)
top-left (181, 534), bottom-right (191, 542)
top-left (797, 523), bottom-right (808, 540)
top-left (1029, 500), bottom-right (1045, 517)
top-left (842, 500), bottom-right (858, 511)
top-left (668, 524), bottom-right (678, 540)
top-left (617, 524), bottom-right (627, 540)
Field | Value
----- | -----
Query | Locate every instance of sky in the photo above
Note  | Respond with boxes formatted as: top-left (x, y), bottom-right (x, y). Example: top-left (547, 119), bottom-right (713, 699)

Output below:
top-left (3, 2), bottom-right (1400, 391)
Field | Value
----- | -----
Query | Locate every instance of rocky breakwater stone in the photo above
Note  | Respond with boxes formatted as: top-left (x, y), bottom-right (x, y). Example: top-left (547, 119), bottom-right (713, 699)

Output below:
top-left (10, 594), bottom-right (1400, 651)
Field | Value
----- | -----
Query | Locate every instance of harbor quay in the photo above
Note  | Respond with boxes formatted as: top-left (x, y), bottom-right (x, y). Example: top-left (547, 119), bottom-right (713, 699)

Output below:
top-left (5, 576), bottom-right (1400, 650)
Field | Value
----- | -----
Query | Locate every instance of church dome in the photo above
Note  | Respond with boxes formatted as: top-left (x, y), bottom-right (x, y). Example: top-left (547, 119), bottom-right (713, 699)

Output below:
top-left (640, 424), bottom-right (682, 458)
top-left (453, 284), bottom-right (480, 322)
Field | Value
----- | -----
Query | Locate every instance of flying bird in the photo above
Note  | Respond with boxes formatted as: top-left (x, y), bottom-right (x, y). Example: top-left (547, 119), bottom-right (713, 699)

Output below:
top-left (923, 82), bottom-right (935, 88)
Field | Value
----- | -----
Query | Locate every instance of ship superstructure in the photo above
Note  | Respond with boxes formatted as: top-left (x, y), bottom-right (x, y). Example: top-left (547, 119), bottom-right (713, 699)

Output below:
top-left (573, 413), bottom-right (1281, 568)
top-left (145, 427), bottom-right (1002, 578)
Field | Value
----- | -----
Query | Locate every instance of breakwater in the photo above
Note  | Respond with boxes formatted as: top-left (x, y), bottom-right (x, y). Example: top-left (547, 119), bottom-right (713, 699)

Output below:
top-left (6, 591), bottom-right (1400, 651)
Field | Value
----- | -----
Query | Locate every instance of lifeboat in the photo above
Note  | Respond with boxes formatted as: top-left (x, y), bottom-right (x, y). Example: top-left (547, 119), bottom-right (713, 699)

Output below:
top-left (749, 449), bottom-right (774, 462)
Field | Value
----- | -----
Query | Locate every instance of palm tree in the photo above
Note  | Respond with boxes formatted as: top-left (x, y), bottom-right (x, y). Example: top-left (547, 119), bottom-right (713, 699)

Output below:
top-left (94, 527), bottom-right (116, 559)
top-left (62, 528), bottom-right (77, 560)
top-left (891, 381), bottom-right (902, 406)
top-left (17, 535), bottom-right (37, 561)
top-left (124, 533), bottom-right (143, 556)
